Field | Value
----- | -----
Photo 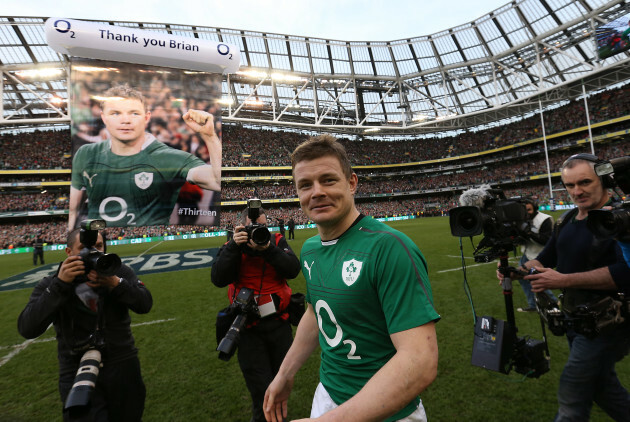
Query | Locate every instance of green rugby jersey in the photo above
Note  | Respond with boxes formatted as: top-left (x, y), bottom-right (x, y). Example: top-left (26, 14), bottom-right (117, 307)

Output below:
top-left (302, 216), bottom-right (439, 421)
top-left (71, 135), bottom-right (205, 227)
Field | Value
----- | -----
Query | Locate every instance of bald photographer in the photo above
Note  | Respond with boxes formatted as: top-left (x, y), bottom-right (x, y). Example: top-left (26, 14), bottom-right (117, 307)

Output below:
top-left (18, 220), bottom-right (152, 421)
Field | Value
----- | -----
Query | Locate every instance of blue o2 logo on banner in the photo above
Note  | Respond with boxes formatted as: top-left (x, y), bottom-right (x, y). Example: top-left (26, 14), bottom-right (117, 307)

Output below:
top-left (217, 44), bottom-right (233, 59)
top-left (54, 19), bottom-right (71, 33)
top-left (217, 44), bottom-right (229, 55)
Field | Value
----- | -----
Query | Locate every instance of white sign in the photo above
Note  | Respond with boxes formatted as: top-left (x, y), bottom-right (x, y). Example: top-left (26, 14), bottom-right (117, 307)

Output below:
top-left (45, 18), bottom-right (240, 74)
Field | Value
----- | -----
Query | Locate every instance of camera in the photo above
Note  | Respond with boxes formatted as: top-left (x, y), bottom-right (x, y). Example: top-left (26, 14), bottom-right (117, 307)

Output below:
top-left (452, 188), bottom-right (549, 378)
top-left (78, 219), bottom-right (121, 278)
top-left (217, 287), bottom-right (259, 361)
top-left (537, 291), bottom-right (628, 338)
top-left (244, 198), bottom-right (271, 246)
top-left (587, 157), bottom-right (630, 241)
top-left (449, 187), bottom-right (529, 262)
top-left (64, 348), bottom-right (102, 411)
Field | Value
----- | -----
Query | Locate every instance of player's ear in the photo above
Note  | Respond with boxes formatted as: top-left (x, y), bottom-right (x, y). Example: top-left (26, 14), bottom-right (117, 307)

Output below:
top-left (349, 173), bottom-right (358, 194)
top-left (144, 110), bottom-right (151, 124)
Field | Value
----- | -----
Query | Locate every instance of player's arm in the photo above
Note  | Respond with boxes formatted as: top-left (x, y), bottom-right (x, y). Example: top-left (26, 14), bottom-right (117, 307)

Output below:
top-left (183, 110), bottom-right (221, 191)
top-left (264, 303), bottom-right (320, 422)
top-left (301, 322), bottom-right (437, 422)
top-left (68, 186), bottom-right (86, 230)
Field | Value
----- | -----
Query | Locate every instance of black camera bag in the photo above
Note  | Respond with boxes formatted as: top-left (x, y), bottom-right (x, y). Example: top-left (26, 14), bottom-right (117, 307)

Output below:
top-left (287, 293), bottom-right (305, 326)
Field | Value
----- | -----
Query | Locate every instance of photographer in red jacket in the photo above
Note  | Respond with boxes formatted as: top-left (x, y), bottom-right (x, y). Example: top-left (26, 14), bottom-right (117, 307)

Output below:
top-left (211, 199), bottom-right (301, 422)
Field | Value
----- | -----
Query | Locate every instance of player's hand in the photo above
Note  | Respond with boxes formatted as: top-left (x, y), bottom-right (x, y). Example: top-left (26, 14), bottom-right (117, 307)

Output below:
top-left (58, 256), bottom-right (85, 284)
top-left (183, 109), bottom-right (216, 137)
top-left (263, 374), bottom-right (294, 422)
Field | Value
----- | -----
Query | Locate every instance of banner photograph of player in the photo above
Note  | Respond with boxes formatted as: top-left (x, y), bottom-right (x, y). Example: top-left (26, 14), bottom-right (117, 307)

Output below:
top-left (68, 58), bottom-right (222, 230)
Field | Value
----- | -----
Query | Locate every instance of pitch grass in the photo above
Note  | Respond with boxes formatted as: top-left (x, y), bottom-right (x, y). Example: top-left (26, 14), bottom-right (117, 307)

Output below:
top-left (1, 215), bottom-right (627, 421)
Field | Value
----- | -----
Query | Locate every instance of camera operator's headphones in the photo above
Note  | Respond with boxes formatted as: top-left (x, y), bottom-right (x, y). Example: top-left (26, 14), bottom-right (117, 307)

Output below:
top-left (521, 196), bottom-right (538, 213)
top-left (561, 153), bottom-right (615, 189)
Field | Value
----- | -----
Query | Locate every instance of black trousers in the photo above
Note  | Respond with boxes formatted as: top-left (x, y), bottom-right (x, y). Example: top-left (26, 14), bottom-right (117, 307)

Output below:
top-left (237, 317), bottom-right (293, 422)
top-left (33, 248), bottom-right (44, 265)
top-left (60, 356), bottom-right (146, 422)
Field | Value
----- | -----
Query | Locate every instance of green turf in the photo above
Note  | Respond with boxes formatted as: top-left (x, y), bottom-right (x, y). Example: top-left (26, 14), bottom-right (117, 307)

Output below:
top-left (0, 216), bottom-right (626, 421)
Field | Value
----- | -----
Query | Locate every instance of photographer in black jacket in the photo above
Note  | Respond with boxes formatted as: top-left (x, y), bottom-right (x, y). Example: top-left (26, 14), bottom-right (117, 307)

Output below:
top-left (18, 227), bottom-right (152, 422)
top-left (211, 202), bottom-right (300, 422)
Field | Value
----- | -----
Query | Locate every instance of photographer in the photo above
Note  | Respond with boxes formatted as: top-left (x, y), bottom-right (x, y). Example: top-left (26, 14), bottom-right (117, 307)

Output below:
top-left (18, 227), bottom-right (152, 421)
top-left (504, 153), bottom-right (630, 421)
top-left (211, 204), bottom-right (300, 422)
top-left (287, 218), bottom-right (295, 240)
top-left (517, 197), bottom-right (557, 312)
top-left (32, 232), bottom-right (45, 265)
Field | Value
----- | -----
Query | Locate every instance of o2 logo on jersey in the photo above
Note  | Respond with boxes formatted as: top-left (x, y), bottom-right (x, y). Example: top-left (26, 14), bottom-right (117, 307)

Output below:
top-left (99, 196), bottom-right (136, 225)
top-left (315, 299), bottom-right (361, 360)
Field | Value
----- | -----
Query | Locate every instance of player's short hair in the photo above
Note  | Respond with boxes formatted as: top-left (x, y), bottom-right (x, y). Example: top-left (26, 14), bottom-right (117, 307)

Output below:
top-left (100, 84), bottom-right (146, 111)
top-left (291, 134), bottom-right (353, 179)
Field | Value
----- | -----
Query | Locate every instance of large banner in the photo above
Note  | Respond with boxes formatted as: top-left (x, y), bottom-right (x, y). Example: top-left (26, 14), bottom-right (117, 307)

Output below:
top-left (69, 58), bottom-right (222, 229)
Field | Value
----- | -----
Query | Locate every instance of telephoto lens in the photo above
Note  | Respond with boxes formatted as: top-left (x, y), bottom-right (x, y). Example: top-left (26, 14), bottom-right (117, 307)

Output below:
top-left (64, 349), bottom-right (102, 410)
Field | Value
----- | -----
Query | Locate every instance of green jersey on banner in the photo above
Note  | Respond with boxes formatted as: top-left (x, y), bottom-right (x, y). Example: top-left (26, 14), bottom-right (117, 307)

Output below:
top-left (71, 134), bottom-right (206, 227)
top-left (301, 216), bottom-right (440, 422)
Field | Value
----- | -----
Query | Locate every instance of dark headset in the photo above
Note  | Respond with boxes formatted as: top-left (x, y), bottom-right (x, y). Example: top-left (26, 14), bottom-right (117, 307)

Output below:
top-left (520, 196), bottom-right (539, 211)
top-left (561, 153), bottom-right (615, 189)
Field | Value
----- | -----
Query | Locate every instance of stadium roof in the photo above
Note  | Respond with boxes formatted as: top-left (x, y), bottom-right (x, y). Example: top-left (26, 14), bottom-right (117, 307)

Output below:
top-left (1, 0), bottom-right (630, 135)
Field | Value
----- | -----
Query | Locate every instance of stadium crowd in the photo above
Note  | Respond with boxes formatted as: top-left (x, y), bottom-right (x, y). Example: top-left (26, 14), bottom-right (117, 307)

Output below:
top-left (1, 83), bottom-right (630, 248)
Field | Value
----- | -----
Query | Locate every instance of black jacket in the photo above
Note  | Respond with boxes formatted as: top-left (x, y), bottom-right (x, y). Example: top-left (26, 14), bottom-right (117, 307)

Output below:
top-left (18, 263), bottom-right (152, 373)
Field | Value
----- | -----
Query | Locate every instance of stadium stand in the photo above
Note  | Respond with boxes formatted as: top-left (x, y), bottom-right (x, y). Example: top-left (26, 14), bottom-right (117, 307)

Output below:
top-left (2, 81), bottom-right (630, 248)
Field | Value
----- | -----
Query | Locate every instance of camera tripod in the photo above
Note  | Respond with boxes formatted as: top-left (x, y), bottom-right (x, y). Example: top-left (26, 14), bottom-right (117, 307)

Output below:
top-left (497, 251), bottom-right (518, 332)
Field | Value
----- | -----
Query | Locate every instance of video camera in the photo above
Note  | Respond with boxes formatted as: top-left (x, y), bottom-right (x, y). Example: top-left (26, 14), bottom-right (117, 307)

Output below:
top-left (78, 219), bottom-right (121, 278)
top-left (450, 187), bottom-right (549, 378)
top-left (217, 287), bottom-right (259, 361)
top-left (587, 157), bottom-right (630, 241)
top-left (449, 186), bottom-right (529, 262)
top-left (244, 198), bottom-right (271, 246)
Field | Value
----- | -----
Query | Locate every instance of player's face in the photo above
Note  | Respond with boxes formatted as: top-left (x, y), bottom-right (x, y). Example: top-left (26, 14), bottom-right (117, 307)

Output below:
top-left (294, 155), bottom-right (357, 229)
top-left (101, 98), bottom-right (150, 144)
top-left (562, 161), bottom-right (608, 212)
